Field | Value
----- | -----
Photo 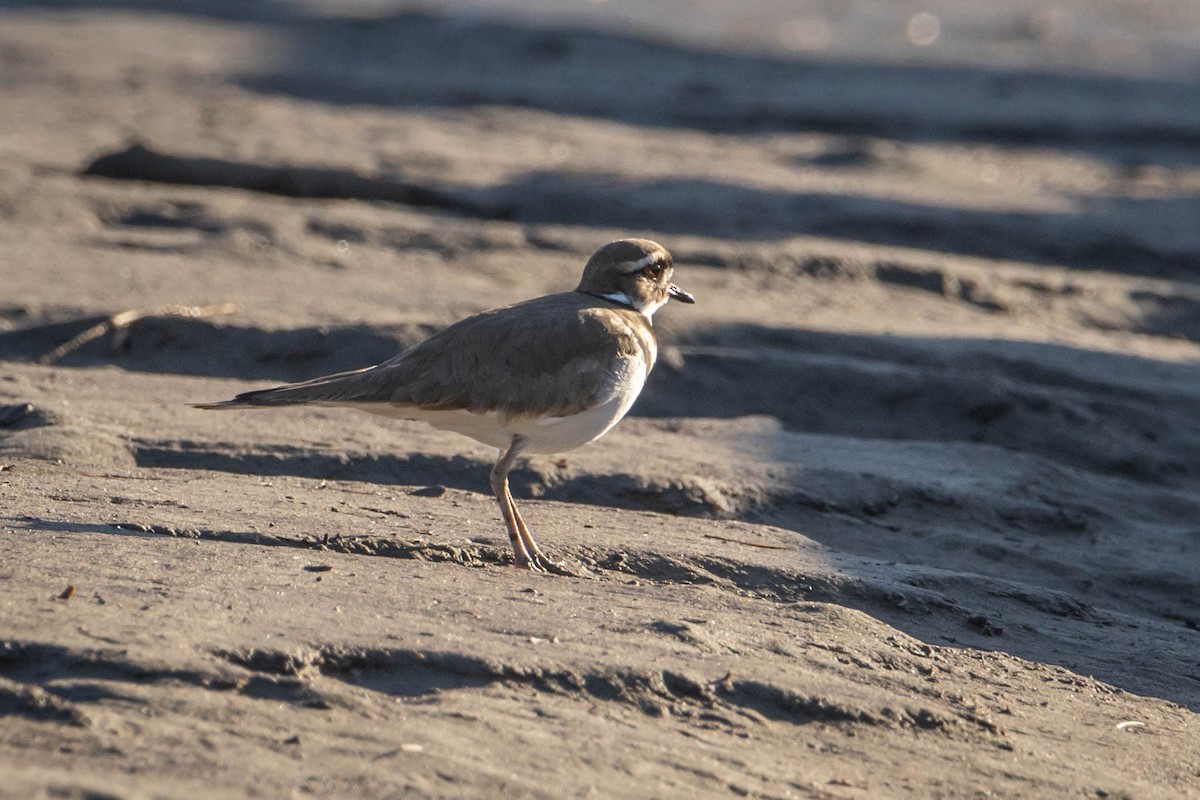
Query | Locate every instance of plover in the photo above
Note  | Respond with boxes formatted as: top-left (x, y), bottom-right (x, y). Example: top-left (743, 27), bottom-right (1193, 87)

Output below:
top-left (196, 239), bottom-right (694, 571)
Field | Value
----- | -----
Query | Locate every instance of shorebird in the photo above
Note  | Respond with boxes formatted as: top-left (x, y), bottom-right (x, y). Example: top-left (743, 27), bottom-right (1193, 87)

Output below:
top-left (196, 239), bottom-right (694, 572)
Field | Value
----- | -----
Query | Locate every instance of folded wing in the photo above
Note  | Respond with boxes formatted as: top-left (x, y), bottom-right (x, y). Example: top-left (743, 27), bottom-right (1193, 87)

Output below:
top-left (195, 293), bottom-right (650, 422)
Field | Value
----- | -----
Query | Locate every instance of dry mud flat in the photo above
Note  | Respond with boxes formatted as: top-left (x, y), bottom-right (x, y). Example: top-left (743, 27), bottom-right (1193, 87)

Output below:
top-left (2, 2), bottom-right (1200, 798)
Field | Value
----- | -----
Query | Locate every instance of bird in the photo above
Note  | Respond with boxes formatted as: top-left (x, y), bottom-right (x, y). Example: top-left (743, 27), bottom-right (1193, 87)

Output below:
top-left (196, 239), bottom-right (694, 572)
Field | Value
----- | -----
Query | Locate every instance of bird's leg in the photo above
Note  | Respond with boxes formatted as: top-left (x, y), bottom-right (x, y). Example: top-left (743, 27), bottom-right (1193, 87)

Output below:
top-left (490, 436), bottom-right (541, 571)
top-left (509, 500), bottom-right (555, 570)
top-left (506, 484), bottom-right (558, 573)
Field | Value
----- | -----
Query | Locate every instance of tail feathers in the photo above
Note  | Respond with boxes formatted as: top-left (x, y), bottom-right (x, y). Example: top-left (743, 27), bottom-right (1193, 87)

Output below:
top-left (192, 390), bottom-right (298, 410)
top-left (193, 366), bottom-right (375, 410)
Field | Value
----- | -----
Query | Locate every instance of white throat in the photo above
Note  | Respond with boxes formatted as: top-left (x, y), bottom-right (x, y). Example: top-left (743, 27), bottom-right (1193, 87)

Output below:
top-left (638, 295), bottom-right (667, 319)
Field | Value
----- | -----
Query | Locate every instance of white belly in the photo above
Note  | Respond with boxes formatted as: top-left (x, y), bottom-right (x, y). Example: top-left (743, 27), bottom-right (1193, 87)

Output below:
top-left (340, 360), bottom-right (647, 454)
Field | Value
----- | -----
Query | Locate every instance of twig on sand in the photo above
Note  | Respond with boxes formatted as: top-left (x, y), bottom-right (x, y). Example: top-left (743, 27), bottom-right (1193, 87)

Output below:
top-left (702, 533), bottom-right (792, 550)
top-left (37, 302), bottom-right (242, 365)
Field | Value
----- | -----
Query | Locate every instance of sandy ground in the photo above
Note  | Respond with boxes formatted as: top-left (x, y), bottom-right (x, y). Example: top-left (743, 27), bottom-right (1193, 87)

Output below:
top-left (2, 1), bottom-right (1200, 797)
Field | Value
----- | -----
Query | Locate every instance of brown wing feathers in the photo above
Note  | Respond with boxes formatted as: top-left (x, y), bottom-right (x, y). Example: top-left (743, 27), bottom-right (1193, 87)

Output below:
top-left (194, 294), bottom-right (651, 419)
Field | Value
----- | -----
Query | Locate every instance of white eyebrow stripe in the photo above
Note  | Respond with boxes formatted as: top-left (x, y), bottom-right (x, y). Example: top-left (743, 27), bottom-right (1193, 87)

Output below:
top-left (624, 252), bottom-right (666, 272)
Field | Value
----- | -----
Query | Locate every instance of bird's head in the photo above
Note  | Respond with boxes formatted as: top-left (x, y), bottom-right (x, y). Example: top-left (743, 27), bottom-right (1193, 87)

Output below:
top-left (576, 238), bottom-right (695, 318)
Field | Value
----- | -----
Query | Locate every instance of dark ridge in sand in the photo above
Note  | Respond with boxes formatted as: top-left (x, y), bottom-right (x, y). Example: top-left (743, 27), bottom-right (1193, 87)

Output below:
top-left (82, 143), bottom-right (510, 219)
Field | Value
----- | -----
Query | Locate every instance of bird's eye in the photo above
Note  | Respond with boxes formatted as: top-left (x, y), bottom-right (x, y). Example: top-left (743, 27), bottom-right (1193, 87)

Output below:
top-left (641, 261), bottom-right (664, 279)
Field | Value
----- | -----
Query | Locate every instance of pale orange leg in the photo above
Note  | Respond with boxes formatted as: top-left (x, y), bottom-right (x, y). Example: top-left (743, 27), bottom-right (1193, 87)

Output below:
top-left (509, 494), bottom-right (553, 567)
top-left (490, 437), bottom-right (543, 572)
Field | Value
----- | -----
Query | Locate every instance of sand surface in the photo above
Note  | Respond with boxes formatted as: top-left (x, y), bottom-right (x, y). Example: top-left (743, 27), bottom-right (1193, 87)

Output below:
top-left (2, 2), bottom-right (1200, 797)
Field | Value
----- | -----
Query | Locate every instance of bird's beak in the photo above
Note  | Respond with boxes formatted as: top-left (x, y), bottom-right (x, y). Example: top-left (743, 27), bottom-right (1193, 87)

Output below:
top-left (668, 284), bottom-right (695, 304)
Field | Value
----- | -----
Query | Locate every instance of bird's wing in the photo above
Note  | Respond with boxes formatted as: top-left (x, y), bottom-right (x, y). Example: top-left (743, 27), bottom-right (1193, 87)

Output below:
top-left (201, 295), bottom-right (653, 421)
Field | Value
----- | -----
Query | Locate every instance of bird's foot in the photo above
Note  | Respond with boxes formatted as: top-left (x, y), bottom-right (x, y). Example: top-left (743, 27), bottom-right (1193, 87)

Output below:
top-left (536, 553), bottom-right (583, 577)
top-left (513, 552), bottom-right (577, 577)
top-left (512, 554), bottom-right (548, 574)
